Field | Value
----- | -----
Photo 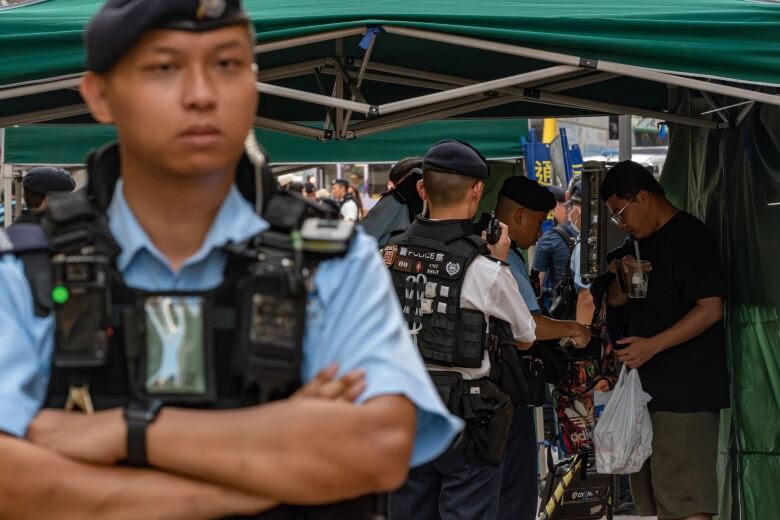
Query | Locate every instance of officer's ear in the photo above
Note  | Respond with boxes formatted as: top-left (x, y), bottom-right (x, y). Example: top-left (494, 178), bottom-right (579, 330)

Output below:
top-left (417, 179), bottom-right (428, 203)
top-left (80, 72), bottom-right (115, 124)
top-left (472, 180), bottom-right (484, 200)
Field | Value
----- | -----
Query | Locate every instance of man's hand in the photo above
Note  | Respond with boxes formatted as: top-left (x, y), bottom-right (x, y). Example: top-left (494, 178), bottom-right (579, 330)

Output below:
top-left (568, 322), bottom-right (592, 348)
top-left (292, 363), bottom-right (366, 403)
top-left (484, 222), bottom-right (510, 262)
top-left (27, 408), bottom-right (125, 465)
top-left (616, 336), bottom-right (659, 368)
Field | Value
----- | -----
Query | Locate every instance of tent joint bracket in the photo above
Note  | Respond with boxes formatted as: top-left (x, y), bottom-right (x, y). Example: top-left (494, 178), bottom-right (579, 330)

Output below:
top-left (578, 58), bottom-right (598, 70)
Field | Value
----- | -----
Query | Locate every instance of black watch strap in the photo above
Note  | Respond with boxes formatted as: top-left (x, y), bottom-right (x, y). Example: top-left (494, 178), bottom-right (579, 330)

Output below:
top-left (124, 399), bottom-right (163, 467)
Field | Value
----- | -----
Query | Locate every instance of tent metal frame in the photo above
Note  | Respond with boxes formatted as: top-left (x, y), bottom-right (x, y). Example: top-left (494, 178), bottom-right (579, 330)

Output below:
top-left (1, 23), bottom-right (778, 135)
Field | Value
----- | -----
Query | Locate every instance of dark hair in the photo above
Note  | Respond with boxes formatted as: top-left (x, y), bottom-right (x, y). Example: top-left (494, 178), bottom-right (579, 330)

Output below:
top-left (389, 157), bottom-right (422, 185)
top-left (600, 160), bottom-right (664, 201)
top-left (422, 169), bottom-right (478, 207)
top-left (332, 179), bottom-right (350, 189)
top-left (23, 187), bottom-right (46, 211)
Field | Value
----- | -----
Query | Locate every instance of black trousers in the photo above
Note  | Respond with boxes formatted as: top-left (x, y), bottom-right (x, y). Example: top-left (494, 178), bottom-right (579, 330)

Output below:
top-left (497, 407), bottom-right (538, 520)
top-left (388, 445), bottom-right (504, 520)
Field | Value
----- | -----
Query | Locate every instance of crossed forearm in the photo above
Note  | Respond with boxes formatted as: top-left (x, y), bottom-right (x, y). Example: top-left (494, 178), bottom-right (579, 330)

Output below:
top-left (145, 395), bottom-right (415, 504)
top-left (0, 434), bottom-right (272, 520)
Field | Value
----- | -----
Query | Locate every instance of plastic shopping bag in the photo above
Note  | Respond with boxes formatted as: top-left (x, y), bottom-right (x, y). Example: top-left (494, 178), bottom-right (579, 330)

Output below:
top-left (593, 365), bottom-right (652, 474)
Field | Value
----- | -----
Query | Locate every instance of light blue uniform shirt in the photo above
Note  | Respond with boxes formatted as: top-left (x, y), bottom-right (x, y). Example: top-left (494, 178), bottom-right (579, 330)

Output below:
top-left (506, 248), bottom-right (540, 315)
top-left (571, 238), bottom-right (591, 291)
top-left (0, 180), bottom-right (461, 466)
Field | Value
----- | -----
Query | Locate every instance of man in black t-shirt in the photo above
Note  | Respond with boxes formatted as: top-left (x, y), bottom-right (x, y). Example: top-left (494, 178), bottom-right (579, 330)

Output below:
top-left (601, 161), bottom-right (728, 520)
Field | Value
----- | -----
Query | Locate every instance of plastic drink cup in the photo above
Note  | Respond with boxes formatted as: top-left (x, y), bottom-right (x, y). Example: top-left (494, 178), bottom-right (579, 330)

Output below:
top-left (623, 258), bottom-right (651, 298)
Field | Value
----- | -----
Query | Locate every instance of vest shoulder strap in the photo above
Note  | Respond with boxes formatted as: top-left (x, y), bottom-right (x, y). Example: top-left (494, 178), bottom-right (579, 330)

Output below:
top-left (1, 224), bottom-right (53, 317)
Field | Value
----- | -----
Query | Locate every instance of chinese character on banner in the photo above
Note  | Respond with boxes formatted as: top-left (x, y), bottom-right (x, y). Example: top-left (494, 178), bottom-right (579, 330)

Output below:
top-left (534, 160), bottom-right (553, 186)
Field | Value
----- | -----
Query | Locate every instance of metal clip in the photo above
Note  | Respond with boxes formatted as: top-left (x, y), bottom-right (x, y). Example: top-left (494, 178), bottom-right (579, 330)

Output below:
top-left (64, 384), bottom-right (94, 415)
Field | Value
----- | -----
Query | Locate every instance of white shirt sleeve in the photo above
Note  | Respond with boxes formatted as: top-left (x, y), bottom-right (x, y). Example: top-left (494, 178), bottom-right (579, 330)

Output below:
top-left (340, 200), bottom-right (359, 222)
top-left (460, 255), bottom-right (536, 343)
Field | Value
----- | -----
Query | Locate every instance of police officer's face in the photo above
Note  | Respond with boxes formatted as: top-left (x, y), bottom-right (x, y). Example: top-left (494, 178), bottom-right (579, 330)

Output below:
top-left (81, 25), bottom-right (257, 178)
top-left (510, 207), bottom-right (548, 249)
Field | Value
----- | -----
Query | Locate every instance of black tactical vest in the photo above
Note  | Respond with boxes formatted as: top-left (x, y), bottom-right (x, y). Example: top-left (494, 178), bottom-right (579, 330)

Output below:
top-left (382, 218), bottom-right (490, 369)
top-left (1, 143), bottom-right (374, 520)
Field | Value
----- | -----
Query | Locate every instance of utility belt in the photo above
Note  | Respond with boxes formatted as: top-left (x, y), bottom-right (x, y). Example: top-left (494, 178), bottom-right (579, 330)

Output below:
top-left (429, 371), bottom-right (514, 465)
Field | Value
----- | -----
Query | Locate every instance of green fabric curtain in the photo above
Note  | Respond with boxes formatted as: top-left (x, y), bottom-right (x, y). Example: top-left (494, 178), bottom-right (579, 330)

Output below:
top-left (1, 0), bottom-right (778, 87)
top-left (662, 95), bottom-right (780, 520)
top-left (4, 119), bottom-right (529, 164)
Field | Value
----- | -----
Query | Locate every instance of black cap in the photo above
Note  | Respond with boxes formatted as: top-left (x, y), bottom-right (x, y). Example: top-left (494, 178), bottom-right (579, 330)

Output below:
top-left (85, 0), bottom-right (250, 73)
top-left (565, 178), bottom-right (582, 206)
top-left (549, 185), bottom-right (566, 203)
top-left (422, 140), bottom-right (489, 179)
top-left (500, 176), bottom-right (556, 212)
top-left (23, 167), bottom-right (76, 195)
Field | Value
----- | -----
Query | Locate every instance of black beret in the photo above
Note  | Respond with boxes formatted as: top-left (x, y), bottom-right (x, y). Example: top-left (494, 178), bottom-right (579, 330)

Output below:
top-left (85, 0), bottom-right (250, 73)
top-left (422, 140), bottom-right (489, 179)
top-left (23, 167), bottom-right (76, 195)
top-left (500, 176), bottom-right (556, 212)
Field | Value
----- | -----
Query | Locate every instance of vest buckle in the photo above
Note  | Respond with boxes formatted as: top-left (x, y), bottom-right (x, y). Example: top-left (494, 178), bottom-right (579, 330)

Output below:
top-left (64, 384), bottom-right (95, 415)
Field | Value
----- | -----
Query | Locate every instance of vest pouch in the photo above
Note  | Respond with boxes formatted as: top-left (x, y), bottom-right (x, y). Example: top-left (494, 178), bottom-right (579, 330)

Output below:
top-left (51, 255), bottom-right (112, 368)
top-left (454, 379), bottom-right (514, 465)
top-left (235, 257), bottom-right (306, 401)
top-left (428, 371), bottom-right (464, 414)
top-left (455, 309), bottom-right (487, 368)
top-left (128, 292), bottom-right (217, 405)
top-left (520, 353), bottom-right (546, 407)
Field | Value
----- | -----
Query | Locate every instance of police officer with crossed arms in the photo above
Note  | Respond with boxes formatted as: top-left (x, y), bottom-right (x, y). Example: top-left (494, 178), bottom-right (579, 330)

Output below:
top-left (384, 140), bottom-right (537, 520)
top-left (0, 1), bottom-right (460, 518)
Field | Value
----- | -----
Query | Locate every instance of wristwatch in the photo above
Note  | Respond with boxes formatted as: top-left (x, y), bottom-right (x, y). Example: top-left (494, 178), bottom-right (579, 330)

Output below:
top-left (124, 399), bottom-right (163, 467)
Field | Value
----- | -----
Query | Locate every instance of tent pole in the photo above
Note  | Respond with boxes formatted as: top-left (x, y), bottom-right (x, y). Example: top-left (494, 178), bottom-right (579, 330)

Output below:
top-left (353, 96), bottom-right (519, 137)
top-left (258, 59), bottom-right (329, 82)
top-left (619, 115), bottom-right (632, 161)
top-left (350, 94), bottom-right (490, 131)
top-left (536, 91), bottom-right (720, 129)
top-left (254, 27), bottom-right (365, 54)
top-left (254, 117), bottom-right (324, 139)
top-left (341, 30), bottom-right (378, 137)
top-left (0, 76), bottom-right (82, 100)
top-left (735, 102), bottom-right (755, 127)
top-left (699, 91), bottom-right (730, 124)
top-left (255, 81), bottom-right (374, 115)
top-left (0, 104), bottom-right (90, 128)
top-left (382, 25), bottom-right (780, 107)
top-left (0, 128), bottom-right (10, 228)
top-left (377, 65), bottom-right (578, 115)
top-left (542, 72), bottom-right (619, 93)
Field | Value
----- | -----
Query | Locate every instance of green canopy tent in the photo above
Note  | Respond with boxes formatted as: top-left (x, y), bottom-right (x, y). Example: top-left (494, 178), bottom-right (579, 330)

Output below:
top-left (3, 119), bottom-right (530, 164)
top-left (0, 0), bottom-right (778, 131)
top-left (1, 3), bottom-right (779, 519)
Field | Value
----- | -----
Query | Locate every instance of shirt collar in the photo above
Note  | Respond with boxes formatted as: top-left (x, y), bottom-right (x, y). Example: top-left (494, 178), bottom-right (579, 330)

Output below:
top-left (107, 179), bottom-right (268, 272)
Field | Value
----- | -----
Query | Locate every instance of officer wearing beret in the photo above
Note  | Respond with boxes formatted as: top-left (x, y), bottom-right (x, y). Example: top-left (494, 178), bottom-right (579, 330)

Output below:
top-left (362, 157), bottom-right (423, 247)
top-left (0, 1), bottom-right (460, 518)
top-left (385, 140), bottom-right (537, 520)
top-left (11, 166), bottom-right (76, 226)
top-left (493, 177), bottom-right (590, 520)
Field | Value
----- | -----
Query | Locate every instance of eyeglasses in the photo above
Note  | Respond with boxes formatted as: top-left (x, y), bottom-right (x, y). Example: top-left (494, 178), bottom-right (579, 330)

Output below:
top-left (609, 196), bottom-right (635, 226)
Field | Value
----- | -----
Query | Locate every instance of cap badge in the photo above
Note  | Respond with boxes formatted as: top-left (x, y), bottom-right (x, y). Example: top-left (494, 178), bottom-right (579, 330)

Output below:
top-left (197, 0), bottom-right (227, 19)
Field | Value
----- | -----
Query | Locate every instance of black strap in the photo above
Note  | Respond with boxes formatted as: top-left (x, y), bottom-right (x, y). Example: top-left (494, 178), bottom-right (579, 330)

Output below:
top-left (3, 224), bottom-right (53, 317)
top-left (551, 225), bottom-right (575, 253)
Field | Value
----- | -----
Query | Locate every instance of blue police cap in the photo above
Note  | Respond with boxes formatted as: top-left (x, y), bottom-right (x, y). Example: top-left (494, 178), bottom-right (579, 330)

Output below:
top-left (422, 140), bottom-right (489, 179)
top-left (23, 167), bottom-right (76, 195)
top-left (500, 176), bottom-right (556, 212)
top-left (85, 0), bottom-right (250, 73)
